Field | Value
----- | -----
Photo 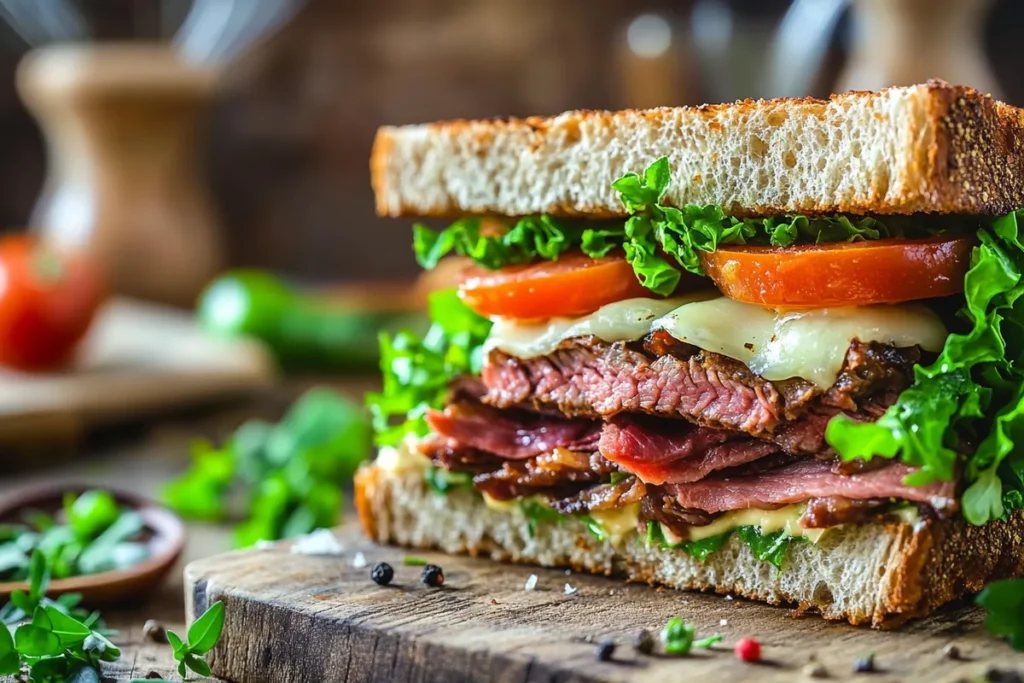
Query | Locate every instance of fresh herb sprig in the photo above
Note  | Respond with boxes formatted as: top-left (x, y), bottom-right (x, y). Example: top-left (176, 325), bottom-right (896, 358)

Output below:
top-left (167, 601), bottom-right (225, 680)
top-left (163, 388), bottom-right (370, 547)
top-left (0, 490), bottom-right (149, 583)
top-left (0, 551), bottom-right (120, 682)
top-left (659, 617), bottom-right (721, 655)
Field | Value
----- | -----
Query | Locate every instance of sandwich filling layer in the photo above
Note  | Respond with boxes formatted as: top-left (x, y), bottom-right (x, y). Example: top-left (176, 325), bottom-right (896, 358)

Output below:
top-left (368, 156), bottom-right (1024, 570)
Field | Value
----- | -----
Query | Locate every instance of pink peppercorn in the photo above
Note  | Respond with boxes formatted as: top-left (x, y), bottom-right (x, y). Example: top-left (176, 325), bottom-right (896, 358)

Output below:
top-left (734, 638), bottom-right (761, 663)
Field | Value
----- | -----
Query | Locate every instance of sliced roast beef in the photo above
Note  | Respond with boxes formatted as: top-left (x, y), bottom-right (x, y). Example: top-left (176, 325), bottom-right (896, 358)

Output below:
top-left (598, 416), bottom-right (780, 484)
top-left (667, 458), bottom-right (958, 514)
top-left (425, 400), bottom-right (599, 460)
top-left (483, 332), bottom-right (921, 455)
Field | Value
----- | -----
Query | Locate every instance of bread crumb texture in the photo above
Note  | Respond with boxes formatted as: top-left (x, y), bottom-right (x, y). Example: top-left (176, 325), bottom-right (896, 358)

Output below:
top-left (355, 463), bottom-right (1024, 628)
top-left (371, 81), bottom-right (1024, 219)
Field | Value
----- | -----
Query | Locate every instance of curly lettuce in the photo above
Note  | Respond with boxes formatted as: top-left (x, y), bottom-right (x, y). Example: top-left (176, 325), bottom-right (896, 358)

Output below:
top-left (827, 213), bottom-right (1024, 525)
top-left (412, 158), bottom-right (940, 296)
top-left (365, 288), bottom-right (491, 447)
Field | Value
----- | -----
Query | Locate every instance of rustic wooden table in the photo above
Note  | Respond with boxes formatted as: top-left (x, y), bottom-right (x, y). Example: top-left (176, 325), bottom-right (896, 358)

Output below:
top-left (0, 381), bottom-right (367, 682)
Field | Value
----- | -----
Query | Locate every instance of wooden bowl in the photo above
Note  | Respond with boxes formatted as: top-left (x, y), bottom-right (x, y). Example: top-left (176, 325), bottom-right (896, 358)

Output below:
top-left (0, 484), bottom-right (185, 604)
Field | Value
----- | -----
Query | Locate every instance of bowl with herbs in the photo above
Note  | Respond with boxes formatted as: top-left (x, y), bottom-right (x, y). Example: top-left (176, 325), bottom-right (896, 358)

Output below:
top-left (0, 487), bottom-right (184, 603)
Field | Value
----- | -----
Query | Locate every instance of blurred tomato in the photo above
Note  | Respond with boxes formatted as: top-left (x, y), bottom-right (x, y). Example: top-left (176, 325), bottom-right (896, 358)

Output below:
top-left (0, 236), bottom-right (106, 371)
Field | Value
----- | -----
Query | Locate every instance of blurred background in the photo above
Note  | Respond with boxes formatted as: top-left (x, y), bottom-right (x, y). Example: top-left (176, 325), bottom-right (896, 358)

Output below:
top-left (0, 1), bottom-right (1020, 676)
top-left (0, 0), bottom-right (1021, 288)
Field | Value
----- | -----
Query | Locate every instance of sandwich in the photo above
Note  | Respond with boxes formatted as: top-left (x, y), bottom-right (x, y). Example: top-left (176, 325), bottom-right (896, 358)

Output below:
top-left (355, 80), bottom-right (1024, 627)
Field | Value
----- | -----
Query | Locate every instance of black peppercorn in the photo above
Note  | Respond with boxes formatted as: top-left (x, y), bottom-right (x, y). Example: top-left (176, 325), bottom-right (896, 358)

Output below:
top-left (634, 629), bottom-right (655, 655)
top-left (986, 668), bottom-right (1024, 683)
top-left (422, 563), bottom-right (444, 587)
top-left (371, 562), bottom-right (394, 586)
top-left (596, 640), bottom-right (616, 662)
top-left (942, 644), bottom-right (961, 661)
top-left (853, 653), bottom-right (876, 673)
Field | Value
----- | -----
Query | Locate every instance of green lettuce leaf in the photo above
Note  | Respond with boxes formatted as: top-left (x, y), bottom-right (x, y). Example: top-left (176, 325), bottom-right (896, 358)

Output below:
top-left (736, 526), bottom-right (804, 569)
top-left (644, 521), bottom-right (731, 562)
top-left (411, 158), bottom-right (944, 296)
top-left (366, 289), bottom-right (492, 447)
top-left (828, 214), bottom-right (1024, 525)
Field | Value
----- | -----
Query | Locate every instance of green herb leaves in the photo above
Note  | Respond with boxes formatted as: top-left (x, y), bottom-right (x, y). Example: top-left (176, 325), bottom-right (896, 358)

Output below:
top-left (163, 388), bottom-right (370, 547)
top-left (659, 617), bottom-right (720, 655)
top-left (977, 578), bottom-right (1024, 651)
top-left (367, 289), bottom-right (492, 447)
top-left (167, 601), bottom-right (226, 679)
top-left (0, 550), bottom-right (120, 681)
top-left (0, 491), bottom-right (149, 583)
top-left (828, 212), bottom-right (1024, 525)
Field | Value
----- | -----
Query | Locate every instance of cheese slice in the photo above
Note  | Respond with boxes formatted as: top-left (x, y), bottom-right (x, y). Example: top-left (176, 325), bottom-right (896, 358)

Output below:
top-left (485, 293), bottom-right (947, 389)
top-left (485, 294), bottom-right (714, 359)
top-left (654, 297), bottom-right (947, 389)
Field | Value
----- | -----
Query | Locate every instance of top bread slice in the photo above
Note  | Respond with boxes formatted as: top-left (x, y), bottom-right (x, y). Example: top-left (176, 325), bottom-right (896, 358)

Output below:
top-left (371, 81), bottom-right (1024, 219)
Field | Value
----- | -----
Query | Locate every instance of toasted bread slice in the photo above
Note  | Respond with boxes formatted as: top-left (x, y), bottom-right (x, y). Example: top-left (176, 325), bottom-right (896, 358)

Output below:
top-left (371, 81), bottom-right (1024, 219)
top-left (355, 461), bottom-right (1024, 628)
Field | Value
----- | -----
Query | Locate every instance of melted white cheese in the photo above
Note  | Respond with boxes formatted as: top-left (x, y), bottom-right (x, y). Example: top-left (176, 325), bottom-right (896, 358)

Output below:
top-left (653, 298), bottom-right (947, 388)
top-left (485, 294), bottom-right (714, 359)
top-left (683, 505), bottom-right (826, 543)
top-left (485, 294), bottom-right (947, 389)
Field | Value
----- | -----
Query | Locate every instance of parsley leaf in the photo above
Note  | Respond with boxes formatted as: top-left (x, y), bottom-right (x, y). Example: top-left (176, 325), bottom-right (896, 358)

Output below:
top-left (977, 578), bottom-right (1024, 651)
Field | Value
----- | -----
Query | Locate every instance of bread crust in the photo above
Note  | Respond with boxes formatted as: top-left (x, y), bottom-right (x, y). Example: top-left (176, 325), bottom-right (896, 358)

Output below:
top-left (355, 463), bottom-right (1024, 628)
top-left (371, 81), bottom-right (1024, 219)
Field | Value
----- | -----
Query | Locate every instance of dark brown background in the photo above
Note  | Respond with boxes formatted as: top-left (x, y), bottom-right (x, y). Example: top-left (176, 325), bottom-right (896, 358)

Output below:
top-left (0, 0), bottom-right (1023, 284)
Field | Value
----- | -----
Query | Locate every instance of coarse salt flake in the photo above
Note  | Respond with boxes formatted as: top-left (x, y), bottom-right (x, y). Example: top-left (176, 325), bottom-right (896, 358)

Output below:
top-left (564, 583), bottom-right (577, 595)
top-left (525, 574), bottom-right (538, 591)
top-left (351, 552), bottom-right (367, 568)
top-left (290, 529), bottom-right (344, 556)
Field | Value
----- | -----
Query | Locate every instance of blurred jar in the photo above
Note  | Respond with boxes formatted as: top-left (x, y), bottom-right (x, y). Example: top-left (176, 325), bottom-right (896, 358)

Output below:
top-left (17, 44), bottom-right (224, 308)
top-left (838, 0), bottom-right (1001, 97)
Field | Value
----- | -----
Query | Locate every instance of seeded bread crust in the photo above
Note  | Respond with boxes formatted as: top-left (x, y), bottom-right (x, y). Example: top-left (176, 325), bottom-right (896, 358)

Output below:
top-left (371, 81), bottom-right (1024, 219)
top-left (354, 462), bottom-right (1024, 628)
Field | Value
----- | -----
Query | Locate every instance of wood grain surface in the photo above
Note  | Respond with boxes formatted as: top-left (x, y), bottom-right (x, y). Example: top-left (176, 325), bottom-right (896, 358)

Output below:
top-left (186, 524), bottom-right (1024, 683)
top-left (0, 298), bottom-right (274, 447)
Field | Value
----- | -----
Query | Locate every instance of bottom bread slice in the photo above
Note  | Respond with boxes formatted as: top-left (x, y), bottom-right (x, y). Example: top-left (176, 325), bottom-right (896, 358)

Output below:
top-left (354, 462), bottom-right (1024, 628)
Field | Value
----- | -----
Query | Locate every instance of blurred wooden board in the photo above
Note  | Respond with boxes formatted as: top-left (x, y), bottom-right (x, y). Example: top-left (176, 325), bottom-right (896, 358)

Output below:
top-left (0, 298), bottom-right (274, 444)
top-left (185, 522), bottom-right (1024, 683)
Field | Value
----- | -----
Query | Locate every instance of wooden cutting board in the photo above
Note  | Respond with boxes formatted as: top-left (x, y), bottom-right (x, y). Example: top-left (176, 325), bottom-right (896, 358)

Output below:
top-left (185, 522), bottom-right (1024, 683)
top-left (0, 297), bottom-right (274, 444)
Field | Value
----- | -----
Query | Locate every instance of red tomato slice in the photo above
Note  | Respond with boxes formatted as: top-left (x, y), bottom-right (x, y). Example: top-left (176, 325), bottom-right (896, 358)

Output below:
top-left (458, 252), bottom-right (655, 319)
top-left (699, 235), bottom-right (973, 307)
